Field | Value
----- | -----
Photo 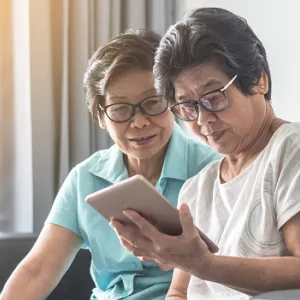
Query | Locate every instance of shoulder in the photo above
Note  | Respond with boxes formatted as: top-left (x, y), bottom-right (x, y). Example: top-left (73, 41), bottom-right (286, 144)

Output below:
top-left (171, 122), bottom-right (219, 158)
top-left (264, 123), bottom-right (300, 228)
top-left (185, 137), bottom-right (223, 177)
top-left (56, 148), bottom-right (113, 189)
top-left (262, 122), bottom-right (300, 184)
top-left (178, 159), bottom-right (220, 209)
top-left (268, 122), bottom-right (300, 160)
top-left (186, 136), bottom-right (221, 159)
top-left (272, 122), bottom-right (300, 145)
top-left (59, 145), bottom-right (120, 190)
top-left (165, 123), bottom-right (222, 179)
top-left (183, 159), bottom-right (220, 193)
top-left (74, 145), bottom-right (118, 175)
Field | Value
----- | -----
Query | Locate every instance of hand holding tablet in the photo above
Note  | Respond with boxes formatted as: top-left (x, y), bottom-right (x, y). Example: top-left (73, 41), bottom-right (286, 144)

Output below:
top-left (86, 175), bottom-right (218, 253)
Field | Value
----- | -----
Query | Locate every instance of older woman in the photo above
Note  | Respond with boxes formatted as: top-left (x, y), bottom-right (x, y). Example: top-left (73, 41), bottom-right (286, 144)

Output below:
top-left (0, 30), bottom-right (219, 300)
top-left (110, 8), bottom-right (300, 300)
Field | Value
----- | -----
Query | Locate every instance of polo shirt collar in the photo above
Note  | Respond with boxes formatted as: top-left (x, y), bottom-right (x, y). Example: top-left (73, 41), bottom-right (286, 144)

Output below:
top-left (89, 123), bottom-right (188, 183)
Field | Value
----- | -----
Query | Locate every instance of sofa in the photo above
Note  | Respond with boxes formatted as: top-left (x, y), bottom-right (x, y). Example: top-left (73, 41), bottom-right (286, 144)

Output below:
top-left (0, 233), bottom-right (94, 300)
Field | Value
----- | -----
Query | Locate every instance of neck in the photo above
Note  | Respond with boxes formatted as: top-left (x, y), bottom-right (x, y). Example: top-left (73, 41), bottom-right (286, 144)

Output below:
top-left (124, 146), bottom-right (167, 185)
top-left (221, 102), bottom-right (286, 182)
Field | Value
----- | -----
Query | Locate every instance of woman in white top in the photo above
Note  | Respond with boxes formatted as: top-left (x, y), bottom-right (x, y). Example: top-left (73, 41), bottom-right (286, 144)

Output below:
top-left (110, 7), bottom-right (300, 300)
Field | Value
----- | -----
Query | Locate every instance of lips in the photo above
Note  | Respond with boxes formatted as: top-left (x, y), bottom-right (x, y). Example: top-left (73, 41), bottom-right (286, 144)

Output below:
top-left (129, 134), bottom-right (157, 145)
top-left (205, 130), bottom-right (225, 141)
top-left (129, 134), bottom-right (156, 141)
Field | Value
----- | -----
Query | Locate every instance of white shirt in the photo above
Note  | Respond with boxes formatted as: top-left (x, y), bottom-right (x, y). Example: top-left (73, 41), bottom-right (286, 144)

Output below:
top-left (179, 122), bottom-right (300, 300)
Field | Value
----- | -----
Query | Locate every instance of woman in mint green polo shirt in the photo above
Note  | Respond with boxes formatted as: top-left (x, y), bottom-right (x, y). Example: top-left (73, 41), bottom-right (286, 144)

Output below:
top-left (1, 30), bottom-right (219, 300)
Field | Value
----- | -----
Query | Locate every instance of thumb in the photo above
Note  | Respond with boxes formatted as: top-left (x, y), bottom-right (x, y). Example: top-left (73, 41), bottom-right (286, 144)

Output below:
top-left (179, 203), bottom-right (197, 238)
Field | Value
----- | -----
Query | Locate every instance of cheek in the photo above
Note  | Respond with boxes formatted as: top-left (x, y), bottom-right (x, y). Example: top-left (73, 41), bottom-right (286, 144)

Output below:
top-left (219, 98), bottom-right (254, 133)
top-left (105, 122), bottom-right (127, 142)
top-left (223, 116), bottom-right (251, 137)
top-left (162, 111), bottom-right (174, 124)
top-left (164, 114), bottom-right (174, 131)
top-left (153, 112), bottom-right (174, 132)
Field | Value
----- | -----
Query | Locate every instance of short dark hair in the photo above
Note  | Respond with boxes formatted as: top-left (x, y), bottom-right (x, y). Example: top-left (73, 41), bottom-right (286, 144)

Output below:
top-left (154, 7), bottom-right (272, 102)
top-left (84, 29), bottom-right (161, 120)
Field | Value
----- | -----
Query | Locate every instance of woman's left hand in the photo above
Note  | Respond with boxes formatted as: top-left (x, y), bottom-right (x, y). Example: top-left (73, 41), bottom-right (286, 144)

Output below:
top-left (110, 203), bottom-right (214, 274)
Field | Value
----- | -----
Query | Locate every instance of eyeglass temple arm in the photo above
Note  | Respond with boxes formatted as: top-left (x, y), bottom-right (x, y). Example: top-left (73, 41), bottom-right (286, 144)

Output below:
top-left (220, 74), bottom-right (237, 92)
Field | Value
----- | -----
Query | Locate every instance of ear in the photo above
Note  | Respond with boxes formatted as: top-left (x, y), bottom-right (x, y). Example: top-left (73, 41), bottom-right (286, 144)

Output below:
top-left (98, 115), bottom-right (106, 129)
top-left (256, 72), bottom-right (269, 95)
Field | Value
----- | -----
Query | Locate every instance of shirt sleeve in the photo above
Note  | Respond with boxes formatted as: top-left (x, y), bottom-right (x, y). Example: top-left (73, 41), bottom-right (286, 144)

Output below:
top-left (274, 136), bottom-right (300, 229)
top-left (45, 167), bottom-right (82, 238)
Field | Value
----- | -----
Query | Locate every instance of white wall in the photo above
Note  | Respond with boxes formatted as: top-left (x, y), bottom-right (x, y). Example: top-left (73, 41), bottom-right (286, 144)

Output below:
top-left (175, 0), bottom-right (300, 122)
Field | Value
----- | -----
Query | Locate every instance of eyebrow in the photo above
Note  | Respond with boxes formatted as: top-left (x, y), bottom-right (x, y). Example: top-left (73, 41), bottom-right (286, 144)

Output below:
top-left (199, 78), bottom-right (223, 89)
top-left (108, 88), bottom-right (157, 102)
top-left (177, 78), bottom-right (223, 101)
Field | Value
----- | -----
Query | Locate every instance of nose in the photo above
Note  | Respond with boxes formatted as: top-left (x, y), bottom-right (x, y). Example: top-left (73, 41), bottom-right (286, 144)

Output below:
top-left (130, 110), bottom-right (150, 129)
top-left (197, 106), bottom-right (216, 126)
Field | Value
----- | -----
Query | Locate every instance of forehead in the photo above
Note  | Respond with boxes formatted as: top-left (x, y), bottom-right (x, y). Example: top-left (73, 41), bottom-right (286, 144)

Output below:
top-left (173, 65), bottom-right (229, 100)
top-left (105, 70), bottom-right (156, 103)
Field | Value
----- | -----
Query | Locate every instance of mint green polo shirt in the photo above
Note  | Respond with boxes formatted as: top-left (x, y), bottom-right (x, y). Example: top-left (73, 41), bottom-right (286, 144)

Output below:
top-left (46, 124), bottom-right (221, 300)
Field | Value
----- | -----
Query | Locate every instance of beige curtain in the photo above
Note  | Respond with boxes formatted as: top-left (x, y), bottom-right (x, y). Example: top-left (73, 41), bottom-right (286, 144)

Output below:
top-left (0, 0), bottom-right (174, 233)
top-left (0, 0), bottom-right (14, 232)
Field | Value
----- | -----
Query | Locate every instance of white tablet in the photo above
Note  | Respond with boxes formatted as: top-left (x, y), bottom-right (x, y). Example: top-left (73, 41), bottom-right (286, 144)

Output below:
top-left (86, 175), bottom-right (218, 252)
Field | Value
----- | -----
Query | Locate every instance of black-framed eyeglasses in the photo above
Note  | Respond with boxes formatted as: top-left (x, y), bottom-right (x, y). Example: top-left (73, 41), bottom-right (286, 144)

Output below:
top-left (99, 95), bottom-right (168, 123)
top-left (169, 75), bottom-right (237, 121)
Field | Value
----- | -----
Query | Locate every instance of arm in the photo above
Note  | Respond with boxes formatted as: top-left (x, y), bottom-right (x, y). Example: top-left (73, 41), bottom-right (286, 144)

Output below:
top-left (166, 269), bottom-right (190, 299)
top-left (192, 212), bottom-right (300, 296)
top-left (0, 224), bottom-right (82, 300)
top-left (112, 205), bottom-right (300, 297)
top-left (195, 139), bottom-right (300, 295)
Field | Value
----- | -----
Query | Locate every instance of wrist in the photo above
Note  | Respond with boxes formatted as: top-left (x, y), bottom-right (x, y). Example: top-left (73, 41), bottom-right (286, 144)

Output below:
top-left (189, 252), bottom-right (215, 278)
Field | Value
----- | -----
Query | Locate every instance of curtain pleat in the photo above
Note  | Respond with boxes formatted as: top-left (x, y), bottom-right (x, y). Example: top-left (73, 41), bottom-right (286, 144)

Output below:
top-left (0, 0), bottom-right (173, 233)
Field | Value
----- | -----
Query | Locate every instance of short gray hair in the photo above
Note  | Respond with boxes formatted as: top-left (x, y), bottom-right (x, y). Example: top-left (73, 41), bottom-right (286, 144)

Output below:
top-left (154, 7), bottom-right (272, 102)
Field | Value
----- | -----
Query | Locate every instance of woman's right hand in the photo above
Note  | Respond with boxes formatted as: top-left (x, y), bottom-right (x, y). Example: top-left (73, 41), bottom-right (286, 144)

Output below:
top-left (111, 203), bottom-right (214, 275)
top-left (0, 224), bottom-right (82, 300)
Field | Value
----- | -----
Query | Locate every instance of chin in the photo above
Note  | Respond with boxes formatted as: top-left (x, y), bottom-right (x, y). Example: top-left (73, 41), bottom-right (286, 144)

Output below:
top-left (213, 144), bottom-right (233, 155)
